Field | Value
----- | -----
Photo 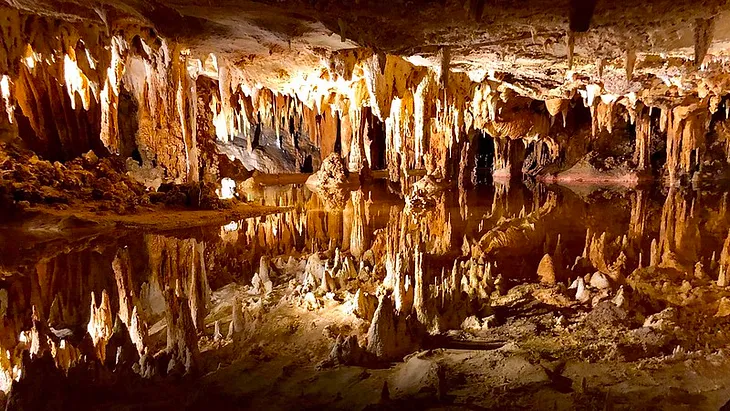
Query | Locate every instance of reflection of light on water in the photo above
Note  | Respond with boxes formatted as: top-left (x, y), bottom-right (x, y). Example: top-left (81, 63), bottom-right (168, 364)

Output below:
top-left (221, 221), bottom-right (241, 243)
top-left (222, 221), bottom-right (239, 232)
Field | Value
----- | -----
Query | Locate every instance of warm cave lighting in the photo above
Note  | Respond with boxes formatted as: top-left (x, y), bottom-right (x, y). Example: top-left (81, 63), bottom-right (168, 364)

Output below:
top-left (21, 45), bottom-right (38, 70)
top-left (2, 1), bottom-right (730, 409)
top-left (217, 177), bottom-right (236, 199)
top-left (63, 54), bottom-right (91, 110)
top-left (0, 75), bottom-right (13, 123)
top-left (222, 221), bottom-right (239, 232)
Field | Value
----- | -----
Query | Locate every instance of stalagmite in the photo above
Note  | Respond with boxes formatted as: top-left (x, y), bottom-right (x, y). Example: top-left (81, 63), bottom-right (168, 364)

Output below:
top-left (231, 297), bottom-right (243, 335)
top-left (354, 289), bottom-right (378, 322)
top-left (537, 254), bottom-right (556, 285)
top-left (571, 277), bottom-right (589, 303)
top-left (251, 256), bottom-right (273, 296)
top-left (596, 58), bottom-right (604, 79)
top-left (320, 264), bottom-right (337, 292)
top-left (612, 286), bottom-right (626, 308)
top-left (650, 238), bottom-right (659, 267)
top-left (590, 272), bottom-right (611, 290)
top-left (213, 321), bottom-right (223, 341)
top-left (366, 294), bottom-right (415, 360)
top-left (719, 230), bottom-right (730, 286)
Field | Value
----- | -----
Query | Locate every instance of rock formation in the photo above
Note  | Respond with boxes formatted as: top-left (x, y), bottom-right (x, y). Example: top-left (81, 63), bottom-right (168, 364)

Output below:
top-left (3, 0), bottom-right (730, 409)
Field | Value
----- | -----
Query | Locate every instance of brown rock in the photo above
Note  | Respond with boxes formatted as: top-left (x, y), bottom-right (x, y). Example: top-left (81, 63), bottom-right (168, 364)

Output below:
top-left (305, 153), bottom-right (348, 188)
top-left (537, 254), bottom-right (556, 285)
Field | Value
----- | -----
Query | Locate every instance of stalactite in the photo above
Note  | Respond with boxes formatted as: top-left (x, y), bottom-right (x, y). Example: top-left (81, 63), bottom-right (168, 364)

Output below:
top-left (633, 104), bottom-right (651, 170)
top-left (99, 36), bottom-right (124, 150)
top-left (544, 98), bottom-right (568, 123)
top-left (665, 102), bottom-right (710, 184)
top-left (438, 46), bottom-right (450, 89)
top-left (2, 3), bottom-right (730, 205)
top-left (595, 97), bottom-right (617, 134)
top-left (348, 106), bottom-right (369, 173)
top-left (414, 74), bottom-right (437, 169)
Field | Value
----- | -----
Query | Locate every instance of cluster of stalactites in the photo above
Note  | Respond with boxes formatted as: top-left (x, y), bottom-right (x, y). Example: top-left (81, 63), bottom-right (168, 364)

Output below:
top-left (573, 82), bottom-right (730, 182)
top-left (0, 8), bottom-right (205, 181)
top-left (4, 6), bottom-right (730, 185)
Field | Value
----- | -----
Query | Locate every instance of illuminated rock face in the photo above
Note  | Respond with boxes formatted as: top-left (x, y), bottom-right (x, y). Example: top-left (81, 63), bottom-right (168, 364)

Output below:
top-left (6, 1), bottom-right (730, 408)
top-left (0, 2), bottom-right (730, 188)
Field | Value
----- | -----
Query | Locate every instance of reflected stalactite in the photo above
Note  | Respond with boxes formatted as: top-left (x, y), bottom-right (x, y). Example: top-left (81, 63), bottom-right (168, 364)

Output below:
top-left (3, 178), bottom-right (730, 404)
top-left (163, 289), bottom-right (200, 375)
top-left (0, 228), bottom-right (223, 395)
top-left (659, 189), bottom-right (700, 269)
top-left (87, 290), bottom-right (113, 362)
top-left (112, 249), bottom-right (148, 355)
top-left (477, 192), bottom-right (556, 260)
top-left (349, 190), bottom-right (371, 259)
top-left (629, 190), bottom-right (648, 244)
top-left (145, 234), bottom-right (211, 332)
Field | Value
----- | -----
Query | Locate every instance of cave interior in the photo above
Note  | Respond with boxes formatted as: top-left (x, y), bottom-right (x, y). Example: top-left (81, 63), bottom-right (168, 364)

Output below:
top-left (2, 0), bottom-right (730, 409)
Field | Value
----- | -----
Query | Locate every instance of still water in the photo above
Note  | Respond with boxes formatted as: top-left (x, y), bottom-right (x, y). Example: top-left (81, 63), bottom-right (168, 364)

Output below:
top-left (0, 180), bottom-right (727, 405)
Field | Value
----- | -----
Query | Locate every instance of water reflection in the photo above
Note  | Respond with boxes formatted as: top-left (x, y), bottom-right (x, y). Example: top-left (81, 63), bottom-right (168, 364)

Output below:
top-left (0, 181), bottom-right (729, 405)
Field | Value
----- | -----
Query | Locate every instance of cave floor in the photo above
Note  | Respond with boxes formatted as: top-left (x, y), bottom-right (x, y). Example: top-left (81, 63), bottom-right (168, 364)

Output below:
top-left (4, 178), bottom-right (730, 410)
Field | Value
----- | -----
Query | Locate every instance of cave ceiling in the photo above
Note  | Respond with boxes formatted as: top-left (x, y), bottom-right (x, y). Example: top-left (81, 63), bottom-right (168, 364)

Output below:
top-left (6, 0), bottom-right (730, 100)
